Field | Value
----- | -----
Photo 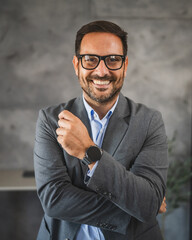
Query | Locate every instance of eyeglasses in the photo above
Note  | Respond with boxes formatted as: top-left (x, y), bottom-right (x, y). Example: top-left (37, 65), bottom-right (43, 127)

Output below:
top-left (77, 54), bottom-right (126, 71)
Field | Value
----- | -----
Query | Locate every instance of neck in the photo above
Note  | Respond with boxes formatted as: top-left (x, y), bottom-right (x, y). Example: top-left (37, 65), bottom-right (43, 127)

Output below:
top-left (83, 93), bottom-right (119, 119)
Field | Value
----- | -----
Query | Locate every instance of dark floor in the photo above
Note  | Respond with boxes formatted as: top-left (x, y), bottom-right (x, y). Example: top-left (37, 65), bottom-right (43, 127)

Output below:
top-left (0, 191), bottom-right (44, 240)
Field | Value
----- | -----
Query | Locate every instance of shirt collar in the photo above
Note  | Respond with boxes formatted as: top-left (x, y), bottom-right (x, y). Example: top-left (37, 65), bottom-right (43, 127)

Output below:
top-left (83, 95), bottom-right (119, 122)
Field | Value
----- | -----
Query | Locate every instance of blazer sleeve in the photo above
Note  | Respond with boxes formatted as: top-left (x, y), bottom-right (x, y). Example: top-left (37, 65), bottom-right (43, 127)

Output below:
top-left (34, 109), bottom-right (131, 235)
top-left (86, 110), bottom-right (168, 223)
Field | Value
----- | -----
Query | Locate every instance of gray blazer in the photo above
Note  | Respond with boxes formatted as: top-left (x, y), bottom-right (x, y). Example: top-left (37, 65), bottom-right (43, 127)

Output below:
top-left (34, 93), bottom-right (168, 240)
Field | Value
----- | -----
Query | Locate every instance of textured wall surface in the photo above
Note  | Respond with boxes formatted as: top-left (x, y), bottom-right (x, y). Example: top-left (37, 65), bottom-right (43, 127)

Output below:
top-left (0, 0), bottom-right (191, 239)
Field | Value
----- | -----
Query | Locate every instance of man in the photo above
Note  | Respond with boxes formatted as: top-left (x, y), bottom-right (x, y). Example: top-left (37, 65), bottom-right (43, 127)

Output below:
top-left (34, 20), bottom-right (168, 240)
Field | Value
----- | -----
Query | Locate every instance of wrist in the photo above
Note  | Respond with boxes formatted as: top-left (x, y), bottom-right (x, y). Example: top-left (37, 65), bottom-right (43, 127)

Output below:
top-left (88, 162), bottom-right (96, 170)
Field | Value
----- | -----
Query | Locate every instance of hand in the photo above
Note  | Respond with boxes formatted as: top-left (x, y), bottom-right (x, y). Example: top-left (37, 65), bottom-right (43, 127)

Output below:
top-left (159, 197), bottom-right (167, 213)
top-left (56, 110), bottom-right (94, 159)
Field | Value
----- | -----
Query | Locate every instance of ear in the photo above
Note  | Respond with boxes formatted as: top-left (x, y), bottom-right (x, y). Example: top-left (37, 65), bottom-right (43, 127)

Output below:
top-left (72, 56), bottom-right (79, 76)
top-left (123, 56), bottom-right (128, 77)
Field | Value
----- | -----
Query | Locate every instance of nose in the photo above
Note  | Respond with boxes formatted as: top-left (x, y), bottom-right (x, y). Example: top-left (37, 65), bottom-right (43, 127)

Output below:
top-left (94, 59), bottom-right (110, 76)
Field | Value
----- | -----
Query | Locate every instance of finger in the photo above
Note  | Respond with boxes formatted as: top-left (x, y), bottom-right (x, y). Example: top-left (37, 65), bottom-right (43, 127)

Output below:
top-left (58, 119), bottom-right (72, 129)
top-left (159, 206), bottom-right (166, 213)
top-left (57, 135), bottom-right (63, 145)
top-left (58, 110), bottom-right (76, 121)
top-left (162, 207), bottom-right (166, 213)
top-left (56, 127), bottom-right (65, 136)
top-left (162, 201), bottom-right (166, 208)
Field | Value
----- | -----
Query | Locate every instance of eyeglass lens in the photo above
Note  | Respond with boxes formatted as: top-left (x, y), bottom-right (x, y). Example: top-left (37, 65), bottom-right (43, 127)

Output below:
top-left (82, 55), bottom-right (123, 70)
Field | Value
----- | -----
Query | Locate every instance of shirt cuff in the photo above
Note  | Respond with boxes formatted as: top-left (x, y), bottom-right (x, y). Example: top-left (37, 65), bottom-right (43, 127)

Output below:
top-left (84, 161), bottom-right (98, 184)
top-left (87, 161), bottom-right (99, 177)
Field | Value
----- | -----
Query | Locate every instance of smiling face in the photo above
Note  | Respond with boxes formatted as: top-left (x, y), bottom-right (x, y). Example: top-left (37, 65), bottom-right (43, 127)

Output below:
top-left (73, 32), bottom-right (128, 105)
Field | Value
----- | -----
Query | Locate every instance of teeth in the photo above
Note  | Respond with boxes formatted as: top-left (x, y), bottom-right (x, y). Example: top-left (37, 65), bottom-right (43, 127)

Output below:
top-left (93, 80), bottom-right (110, 85)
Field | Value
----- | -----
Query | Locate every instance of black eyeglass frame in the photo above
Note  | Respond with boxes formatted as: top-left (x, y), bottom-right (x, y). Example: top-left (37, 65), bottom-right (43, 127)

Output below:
top-left (77, 54), bottom-right (126, 71)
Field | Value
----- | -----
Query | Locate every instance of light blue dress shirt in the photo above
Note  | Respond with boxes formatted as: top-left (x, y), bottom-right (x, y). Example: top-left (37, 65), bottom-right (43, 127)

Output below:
top-left (75, 96), bottom-right (119, 240)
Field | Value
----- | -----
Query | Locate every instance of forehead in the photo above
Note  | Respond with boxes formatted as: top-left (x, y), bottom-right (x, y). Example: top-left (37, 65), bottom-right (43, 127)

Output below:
top-left (80, 32), bottom-right (123, 55)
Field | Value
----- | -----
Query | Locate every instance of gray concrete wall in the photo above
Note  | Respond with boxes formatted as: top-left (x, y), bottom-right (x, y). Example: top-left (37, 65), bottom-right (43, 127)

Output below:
top-left (0, 0), bottom-right (191, 239)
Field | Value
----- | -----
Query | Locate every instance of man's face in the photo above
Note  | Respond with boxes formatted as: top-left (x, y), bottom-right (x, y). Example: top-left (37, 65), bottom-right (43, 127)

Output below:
top-left (73, 32), bottom-right (128, 104)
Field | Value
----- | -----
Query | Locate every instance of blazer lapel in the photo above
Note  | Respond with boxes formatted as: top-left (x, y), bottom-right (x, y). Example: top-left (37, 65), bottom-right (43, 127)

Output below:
top-left (70, 96), bottom-right (92, 138)
top-left (102, 93), bottom-right (130, 156)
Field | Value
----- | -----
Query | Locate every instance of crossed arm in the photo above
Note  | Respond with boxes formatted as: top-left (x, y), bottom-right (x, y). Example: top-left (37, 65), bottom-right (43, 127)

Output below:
top-left (34, 108), bottom-right (168, 233)
top-left (57, 110), bottom-right (167, 214)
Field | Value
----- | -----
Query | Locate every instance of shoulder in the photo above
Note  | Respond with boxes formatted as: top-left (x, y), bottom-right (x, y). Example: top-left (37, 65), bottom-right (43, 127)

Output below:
top-left (37, 97), bottom-right (78, 126)
top-left (125, 96), bottom-right (162, 120)
top-left (41, 97), bottom-right (77, 115)
top-left (121, 95), bottom-right (166, 143)
top-left (119, 94), bottom-right (164, 129)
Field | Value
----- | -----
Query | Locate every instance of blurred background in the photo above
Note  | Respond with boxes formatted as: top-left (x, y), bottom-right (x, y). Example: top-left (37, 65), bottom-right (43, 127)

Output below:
top-left (0, 0), bottom-right (191, 239)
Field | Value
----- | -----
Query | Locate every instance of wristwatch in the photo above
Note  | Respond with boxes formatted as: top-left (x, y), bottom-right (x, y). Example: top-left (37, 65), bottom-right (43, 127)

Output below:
top-left (82, 145), bottom-right (103, 165)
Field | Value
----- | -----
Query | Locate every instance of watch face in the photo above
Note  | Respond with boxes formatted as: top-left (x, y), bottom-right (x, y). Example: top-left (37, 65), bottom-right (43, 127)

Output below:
top-left (87, 146), bottom-right (102, 162)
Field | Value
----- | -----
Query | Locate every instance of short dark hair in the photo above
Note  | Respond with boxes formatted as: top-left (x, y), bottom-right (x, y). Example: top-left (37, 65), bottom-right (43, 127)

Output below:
top-left (75, 20), bottom-right (128, 56)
